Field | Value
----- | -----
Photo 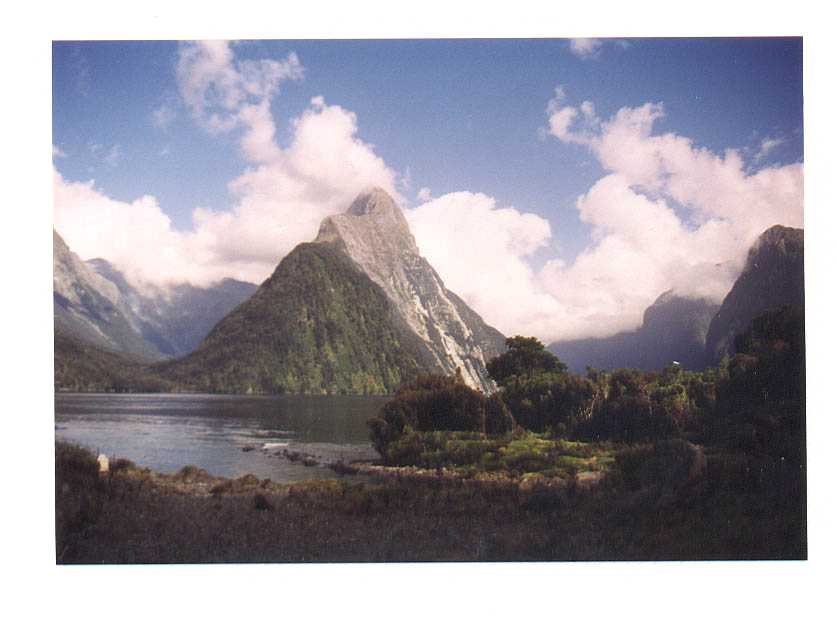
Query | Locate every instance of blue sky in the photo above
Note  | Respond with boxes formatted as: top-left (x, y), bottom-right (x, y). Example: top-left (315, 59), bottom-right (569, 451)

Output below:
top-left (52, 38), bottom-right (804, 341)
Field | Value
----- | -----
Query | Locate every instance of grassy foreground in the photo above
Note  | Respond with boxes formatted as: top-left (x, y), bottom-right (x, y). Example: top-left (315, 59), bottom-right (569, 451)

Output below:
top-left (55, 439), bottom-right (804, 563)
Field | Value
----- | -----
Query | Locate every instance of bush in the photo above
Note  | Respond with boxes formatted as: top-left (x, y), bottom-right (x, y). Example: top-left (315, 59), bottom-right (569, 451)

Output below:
top-left (615, 439), bottom-right (705, 491)
top-left (502, 372), bottom-right (595, 435)
top-left (368, 374), bottom-right (515, 458)
top-left (110, 458), bottom-right (137, 473)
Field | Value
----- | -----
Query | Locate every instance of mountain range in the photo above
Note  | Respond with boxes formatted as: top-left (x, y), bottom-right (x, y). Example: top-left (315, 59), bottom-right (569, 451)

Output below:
top-left (54, 188), bottom-right (804, 393)
top-left (53, 230), bottom-right (256, 362)
top-left (549, 292), bottom-right (720, 373)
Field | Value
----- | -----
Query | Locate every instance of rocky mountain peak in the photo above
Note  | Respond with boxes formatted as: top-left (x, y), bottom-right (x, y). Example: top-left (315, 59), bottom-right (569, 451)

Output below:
top-left (315, 186), bottom-right (418, 255)
top-left (744, 225), bottom-right (804, 271)
top-left (315, 188), bottom-right (504, 391)
top-left (346, 186), bottom-right (399, 216)
top-left (54, 230), bottom-right (121, 308)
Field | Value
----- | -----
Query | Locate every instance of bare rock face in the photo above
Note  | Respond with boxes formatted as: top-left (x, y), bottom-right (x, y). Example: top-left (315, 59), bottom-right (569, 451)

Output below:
top-left (53, 230), bottom-right (163, 360)
top-left (315, 187), bottom-right (505, 391)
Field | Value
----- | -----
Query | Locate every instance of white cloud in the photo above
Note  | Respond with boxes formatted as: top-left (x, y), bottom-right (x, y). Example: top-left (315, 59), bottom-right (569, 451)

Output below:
top-left (175, 41), bottom-right (303, 163)
top-left (52, 145), bottom-right (66, 158)
top-left (539, 90), bottom-right (804, 339)
top-left (754, 136), bottom-right (784, 162)
top-left (55, 42), bottom-right (399, 290)
top-left (406, 192), bottom-right (562, 340)
top-left (54, 93), bottom-right (400, 289)
top-left (569, 38), bottom-right (603, 59)
top-left (52, 42), bottom-right (804, 347)
top-left (53, 170), bottom-right (203, 289)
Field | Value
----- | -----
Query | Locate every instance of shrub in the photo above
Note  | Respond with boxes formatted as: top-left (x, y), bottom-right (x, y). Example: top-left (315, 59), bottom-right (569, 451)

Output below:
top-left (110, 458), bottom-right (137, 473)
top-left (502, 372), bottom-right (596, 435)
top-left (487, 336), bottom-right (566, 385)
top-left (615, 439), bottom-right (705, 491)
top-left (368, 374), bottom-right (515, 458)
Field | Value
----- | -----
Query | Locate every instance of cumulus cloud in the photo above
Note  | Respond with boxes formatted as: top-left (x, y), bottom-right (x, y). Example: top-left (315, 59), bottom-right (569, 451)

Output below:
top-left (54, 93), bottom-right (400, 288)
top-left (189, 95), bottom-right (400, 278)
top-left (54, 42), bottom-right (401, 290)
top-left (176, 41), bottom-right (303, 163)
top-left (406, 192), bottom-right (563, 340)
top-left (569, 38), bottom-right (603, 59)
top-left (538, 90), bottom-right (804, 339)
top-left (754, 136), bottom-right (784, 162)
top-left (53, 169), bottom-right (202, 288)
top-left (52, 41), bottom-right (804, 347)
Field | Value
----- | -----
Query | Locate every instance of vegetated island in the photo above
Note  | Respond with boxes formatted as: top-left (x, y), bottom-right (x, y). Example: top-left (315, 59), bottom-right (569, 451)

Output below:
top-left (56, 304), bottom-right (805, 563)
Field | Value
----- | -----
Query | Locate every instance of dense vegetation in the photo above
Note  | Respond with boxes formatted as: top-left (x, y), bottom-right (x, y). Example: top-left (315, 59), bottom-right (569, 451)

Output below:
top-left (54, 330), bottom-right (175, 393)
top-left (56, 434), bottom-right (803, 562)
top-left (363, 306), bottom-right (805, 559)
top-left (368, 373), bottom-right (515, 460)
top-left (373, 306), bottom-right (803, 450)
top-left (156, 243), bottom-right (433, 395)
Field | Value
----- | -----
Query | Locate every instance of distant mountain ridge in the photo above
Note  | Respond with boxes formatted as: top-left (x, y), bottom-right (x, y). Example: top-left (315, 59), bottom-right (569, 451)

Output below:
top-left (87, 258), bottom-right (257, 358)
top-left (549, 225), bottom-right (805, 373)
top-left (53, 228), bottom-right (256, 363)
top-left (549, 291), bottom-right (719, 373)
top-left (53, 230), bottom-right (164, 361)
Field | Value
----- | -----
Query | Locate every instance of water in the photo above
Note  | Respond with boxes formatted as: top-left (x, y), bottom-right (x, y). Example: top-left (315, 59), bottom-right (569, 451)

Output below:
top-left (55, 393), bottom-right (386, 483)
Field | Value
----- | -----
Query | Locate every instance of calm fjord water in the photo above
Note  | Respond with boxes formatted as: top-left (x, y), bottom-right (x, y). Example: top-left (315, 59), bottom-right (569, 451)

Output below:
top-left (55, 393), bottom-right (384, 483)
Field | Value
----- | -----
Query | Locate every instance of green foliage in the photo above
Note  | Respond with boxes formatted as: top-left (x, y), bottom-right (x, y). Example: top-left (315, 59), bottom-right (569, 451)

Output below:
top-left (374, 429), bottom-right (618, 479)
top-left (368, 374), bottom-right (515, 458)
top-left (54, 331), bottom-right (175, 393)
top-left (710, 305), bottom-right (805, 460)
top-left (501, 371), bottom-right (596, 435)
top-left (159, 243), bottom-right (430, 395)
top-left (487, 336), bottom-right (566, 385)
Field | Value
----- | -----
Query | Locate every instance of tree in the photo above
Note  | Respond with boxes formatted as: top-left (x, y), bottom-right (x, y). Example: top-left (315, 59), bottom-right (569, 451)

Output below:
top-left (367, 374), bottom-right (516, 457)
top-left (487, 336), bottom-right (566, 385)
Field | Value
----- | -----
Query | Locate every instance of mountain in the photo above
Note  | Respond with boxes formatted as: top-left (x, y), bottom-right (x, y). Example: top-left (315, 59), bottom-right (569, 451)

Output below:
top-left (159, 242), bottom-right (433, 394)
top-left (550, 291), bottom-right (720, 373)
top-left (314, 188), bottom-right (505, 390)
top-left (54, 229), bottom-right (256, 363)
top-left (705, 225), bottom-right (804, 364)
top-left (53, 230), bottom-right (163, 361)
top-left (161, 188), bottom-right (505, 394)
top-left (86, 259), bottom-right (257, 358)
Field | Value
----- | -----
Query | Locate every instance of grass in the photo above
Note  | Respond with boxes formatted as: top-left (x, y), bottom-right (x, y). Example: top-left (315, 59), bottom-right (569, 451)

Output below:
top-left (380, 430), bottom-right (620, 481)
top-left (55, 440), bottom-right (805, 563)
